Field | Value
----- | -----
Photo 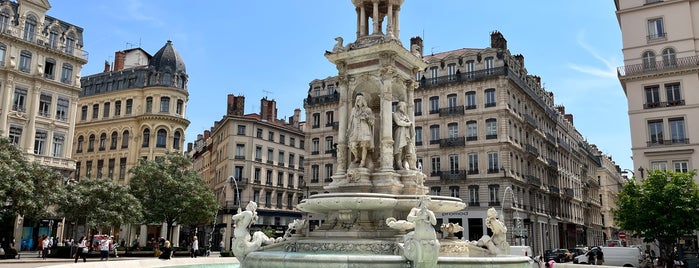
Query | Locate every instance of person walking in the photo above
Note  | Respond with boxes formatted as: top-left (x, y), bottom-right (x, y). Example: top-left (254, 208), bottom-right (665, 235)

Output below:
top-left (190, 236), bottom-right (199, 258)
top-left (74, 236), bottom-right (87, 263)
top-left (595, 248), bottom-right (604, 265)
top-left (99, 236), bottom-right (110, 261)
top-left (41, 236), bottom-right (51, 260)
top-left (158, 240), bottom-right (173, 260)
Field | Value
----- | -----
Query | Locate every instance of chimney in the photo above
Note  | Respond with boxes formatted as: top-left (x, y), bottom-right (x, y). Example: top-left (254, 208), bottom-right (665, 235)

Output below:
top-left (556, 105), bottom-right (565, 115)
top-left (533, 75), bottom-right (542, 87)
top-left (564, 114), bottom-right (574, 125)
top-left (114, 51), bottom-right (126, 71)
top-left (197, 134), bottom-right (203, 140)
top-left (204, 130), bottom-right (210, 140)
top-left (292, 108), bottom-right (301, 128)
top-left (514, 54), bottom-right (524, 67)
top-left (103, 60), bottom-right (111, 73)
top-left (410, 36), bottom-right (423, 57)
top-left (260, 98), bottom-right (277, 121)
top-left (490, 31), bottom-right (507, 50)
top-left (227, 94), bottom-right (245, 116)
top-left (187, 142), bottom-right (193, 152)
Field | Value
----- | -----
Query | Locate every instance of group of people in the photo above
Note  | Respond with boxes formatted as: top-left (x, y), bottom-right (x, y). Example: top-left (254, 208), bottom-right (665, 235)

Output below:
top-left (585, 247), bottom-right (605, 265)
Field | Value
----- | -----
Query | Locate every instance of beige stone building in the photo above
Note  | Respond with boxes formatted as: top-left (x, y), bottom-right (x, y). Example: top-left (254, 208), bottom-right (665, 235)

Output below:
top-left (616, 0), bottom-right (699, 253)
top-left (304, 32), bottom-right (621, 254)
top-left (72, 40), bottom-right (190, 245)
top-left (0, 0), bottom-right (87, 250)
top-left (188, 95), bottom-right (305, 251)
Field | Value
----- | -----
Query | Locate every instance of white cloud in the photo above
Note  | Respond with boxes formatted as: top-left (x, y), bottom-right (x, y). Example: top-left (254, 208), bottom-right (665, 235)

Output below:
top-left (567, 29), bottom-right (621, 79)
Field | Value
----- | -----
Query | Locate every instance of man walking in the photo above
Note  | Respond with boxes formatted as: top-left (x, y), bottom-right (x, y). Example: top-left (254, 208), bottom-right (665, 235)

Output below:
top-left (190, 236), bottom-right (199, 258)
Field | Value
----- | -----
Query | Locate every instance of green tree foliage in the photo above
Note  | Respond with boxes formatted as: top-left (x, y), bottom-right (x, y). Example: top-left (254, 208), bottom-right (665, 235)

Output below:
top-left (56, 178), bottom-right (142, 229)
top-left (129, 153), bottom-right (218, 240)
top-left (0, 137), bottom-right (63, 221)
top-left (613, 170), bottom-right (699, 257)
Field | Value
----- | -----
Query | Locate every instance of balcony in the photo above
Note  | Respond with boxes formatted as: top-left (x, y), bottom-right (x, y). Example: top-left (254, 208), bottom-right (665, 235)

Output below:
top-left (488, 201), bottom-right (501, 207)
top-left (267, 160), bottom-right (274, 164)
top-left (525, 175), bottom-right (541, 187)
top-left (644, 99), bottom-right (686, 109)
top-left (439, 137), bottom-right (465, 148)
top-left (419, 67), bottom-right (506, 89)
top-left (234, 155), bottom-right (245, 160)
top-left (525, 144), bottom-right (539, 157)
top-left (487, 168), bottom-right (500, 174)
top-left (467, 169), bottom-right (479, 175)
top-left (304, 93), bottom-right (339, 107)
top-left (324, 178), bottom-right (333, 183)
top-left (523, 114), bottom-right (538, 129)
top-left (618, 55), bottom-right (699, 77)
top-left (439, 106), bottom-right (464, 117)
top-left (549, 185), bottom-right (560, 194)
top-left (438, 170), bottom-right (467, 180)
top-left (647, 138), bottom-right (690, 147)
top-left (547, 158), bottom-right (558, 169)
top-left (486, 134), bottom-right (497, 140)
top-left (468, 202), bottom-right (480, 207)
top-left (563, 187), bottom-right (574, 198)
top-left (545, 132), bottom-right (556, 144)
top-left (0, 25), bottom-right (89, 61)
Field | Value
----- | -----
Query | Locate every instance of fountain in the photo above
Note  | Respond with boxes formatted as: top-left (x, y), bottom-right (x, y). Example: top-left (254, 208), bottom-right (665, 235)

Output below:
top-left (232, 1), bottom-right (532, 267)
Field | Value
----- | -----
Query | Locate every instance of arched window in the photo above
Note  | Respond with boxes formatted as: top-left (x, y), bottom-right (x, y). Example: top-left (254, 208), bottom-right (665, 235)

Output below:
top-left (88, 134), bottom-right (95, 151)
top-left (110, 131), bottom-right (118, 149)
top-left (142, 128), bottom-right (150, 148)
top-left (99, 133), bottom-right (106, 151)
top-left (77, 135), bottom-right (84, 153)
top-left (662, 48), bottom-right (676, 66)
top-left (122, 130), bottom-right (129, 148)
top-left (65, 32), bottom-right (75, 54)
top-left (642, 51), bottom-right (656, 70)
top-left (156, 129), bottom-right (167, 148)
top-left (0, 9), bottom-right (11, 32)
top-left (173, 131), bottom-right (181, 150)
top-left (23, 14), bottom-right (36, 41)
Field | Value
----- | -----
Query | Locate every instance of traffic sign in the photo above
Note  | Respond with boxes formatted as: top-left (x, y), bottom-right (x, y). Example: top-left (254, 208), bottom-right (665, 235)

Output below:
top-left (619, 232), bottom-right (626, 239)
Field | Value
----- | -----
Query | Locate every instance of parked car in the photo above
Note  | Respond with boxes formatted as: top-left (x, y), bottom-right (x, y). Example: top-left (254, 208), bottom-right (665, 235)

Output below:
top-left (569, 248), bottom-right (587, 259)
top-left (545, 248), bottom-right (571, 263)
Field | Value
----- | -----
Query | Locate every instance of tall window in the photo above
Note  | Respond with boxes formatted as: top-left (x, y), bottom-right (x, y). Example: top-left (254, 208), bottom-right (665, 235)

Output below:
top-left (23, 15), bottom-right (36, 41)
top-left (110, 132), bottom-right (118, 149)
top-left (114, 100), bottom-right (121, 117)
top-left (108, 159), bottom-right (115, 179)
top-left (644, 85), bottom-right (660, 106)
top-left (429, 96), bottom-right (439, 114)
top-left (279, 134), bottom-right (286, 144)
top-left (34, 130), bottom-right (47, 155)
top-left (80, 106), bottom-right (87, 120)
top-left (96, 160), bottom-right (104, 178)
top-left (0, 43), bottom-right (6, 67)
top-left (176, 100), bottom-right (183, 115)
top-left (235, 144), bottom-right (245, 159)
top-left (311, 165), bottom-right (319, 183)
top-left (92, 104), bottom-right (99, 119)
top-left (448, 123), bottom-right (458, 139)
top-left (325, 136), bottom-right (334, 153)
top-left (430, 187), bottom-right (441, 196)
top-left (447, 63), bottom-right (457, 81)
top-left (43, 58), bottom-right (55, 79)
top-left (13, 87), bottom-right (27, 111)
top-left (669, 118), bottom-right (686, 144)
top-left (430, 66), bottom-right (438, 84)
top-left (0, 10), bottom-right (9, 33)
top-left (429, 125), bottom-right (440, 143)
top-left (267, 149), bottom-right (274, 163)
top-left (289, 153), bottom-right (295, 168)
top-left (86, 160), bottom-right (92, 178)
top-left (56, 98), bottom-right (69, 121)
top-left (414, 99), bottom-right (422, 116)
top-left (485, 88), bottom-right (496, 107)
top-left (268, 131), bottom-right (274, 141)
top-left (173, 131), bottom-right (181, 150)
top-left (255, 146), bottom-right (262, 161)
top-left (311, 138), bottom-right (319, 154)
top-left (466, 60), bottom-right (475, 78)
top-left (19, 50), bottom-right (31, 73)
top-left (447, 94), bottom-right (457, 109)
top-left (469, 185), bottom-right (479, 205)
top-left (647, 18), bottom-right (664, 40)
top-left (103, 102), bottom-right (110, 118)
top-left (468, 153), bottom-right (479, 174)
top-left (666, 83), bottom-right (681, 103)
top-left (9, 126), bottom-right (22, 145)
top-left (39, 94), bottom-right (51, 117)
top-left (126, 99), bottom-right (133, 114)
top-left (415, 127), bottom-right (423, 145)
top-left (99, 133), bottom-right (106, 151)
top-left (312, 113), bottom-right (320, 128)
top-left (122, 130), bottom-right (129, 148)
top-left (326, 111), bottom-right (334, 126)
top-left (488, 152), bottom-right (499, 172)
top-left (647, 120), bottom-right (663, 145)
top-left (146, 97), bottom-right (153, 113)
top-left (450, 186), bottom-right (460, 198)
top-left (488, 184), bottom-right (500, 205)
top-left (142, 129), bottom-right (150, 147)
top-left (466, 91), bottom-right (476, 109)
top-left (65, 33), bottom-right (75, 54)
top-left (642, 51), bottom-right (656, 70)
top-left (76, 135), bottom-right (83, 153)
top-left (278, 151), bottom-right (285, 165)
top-left (431, 156), bottom-right (441, 175)
top-left (325, 164), bottom-right (333, 181)
top-left (662, 48), bottom-right (676, 66)
top-left (156, 129), bottom-right (167, 148)
top-left (48, 29), bottom-right (58, 49)
top-left (449, 154), bottom-right (459, 174)
top-left (466, 120), bottom-right (478, 141)
top-left (88, 134), bottom-right (95, 152)
top-left (52, 133), bottom-right (64, 157)
top-left (486, 119), bottom-right (497, 139)
top-left (61, 63), bottom-right (73, 84)
top-left (485, 57), bottom-right (494, 75)
top-left (160, 97), bottom-right (170, 112)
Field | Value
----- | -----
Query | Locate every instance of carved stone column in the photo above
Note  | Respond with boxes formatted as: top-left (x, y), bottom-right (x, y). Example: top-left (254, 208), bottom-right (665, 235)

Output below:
top-left (24, 83), bottom-right (40, 152)
top-left (372, 0), bottom-right (379, 35)
top-left (379, 66), bottom-right (394, 172)
top-left (64, 95), bottom-right (79, 156)
top-left (387, 3), bottom-right (393, 36)
top-left (359, 5), bottom-right (366, 36)
top-left (394, 6), bottom-right (400, 39)
top-left (0, 75), bottom-right (15, 128)
top-left (335, 75), bottom-right (349, 175)
top-left (406, 80), bottom-right (418, 170)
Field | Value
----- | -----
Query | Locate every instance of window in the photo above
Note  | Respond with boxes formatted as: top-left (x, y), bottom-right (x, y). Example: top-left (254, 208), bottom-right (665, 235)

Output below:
top-left (666, 83), bottom-right (681, 104)
top-left (9, 126), bottom-right (22, 145)
top-left (431, 156), bottom-right (441, 175)
top-left (447, 63), bottom-right (457, 81)
top-left (237, 125), bottom-right (246, 135)
top-left (122, 130), bottom-right (129, 148)
top-left (650, 161), bottom-right (668, 171)
top-left (486, 119), bottom-right (497, 139)
top-left (448, 123), bottom-right (459, 139)
top-left (267, 149), bottom-right (274, 163)
top-left (74, 161), bottom-right (81, 180)
top-left (429, 125), bottom-right (440, 144)
top-left (485, 57), bottom-right (494, 75)
top-left (326, 111), bottom-right (334, 126)
top-left (488, 152), bottom-right (499, 172)
top-left (415, 127), bottom-right (423, 145)
top-left (449, 186), bottom-right (460, 198)
top-left (254, 168), bottom-right (261, 182)
top-left (276, 192), bottom-right (283, 208)
top-left (466, 60), bottom-right (475, 79)
top-left (673, 161), bottom-right (689, 173)
top-left (325, 164), bottom-right (333, 181)
top-left (644, 85), bottom-right (660, 107)
top-left (488, 184), bottom-right (500, 205)
top-left (255, 146), bottom-right (262, 161)
top-left (92, 104), bottom-right (99, 119)
top-left (662, 48), bottom-right (676, 66)
top-left (485, 88), bottom-right (496, 107)
top-left (61, 63), bottom-right (73, 84)
top-left (43, 58), bottom-right (55, 79)
top-left (110, 132), bottom-right (118, 149)
top-left (265, 170), bottom-right (273, 185)
top-left (55, 98), bottom-right (69, 121)
top-left (39, 94), bottom-right (51, 117)
top-left (647, 120), bottom-right (663, 145)
top-left (289, 153), bottom-right (295, 168)
top-left (647, 18), bottom-right (664, 40)
top-left (76, 135), bottom-right (83, 153)
top-left (290, 137), bottom-right (296, 148)
top-left (160, 97), bottom-right (170, 113)
top-left (328, 84), bottom-right (335, 95)
top-left (466, 120), bottom-right (478, 141)
top-left (468, 153), bottom-right (479, 174)
top-left (108, 159), bottom-right (115, 179)
top-left (80, 106), bottom-right (87, 120)
top-left (126, 99), bottom-right (133, 114)
top-left (52, 133), bottom-right (64, 157)
top-left (669, 118), bottom-right (686, 144)
top-left (414, 99), bottom-right (422, 116)
top-left (146, 97), bottom-right (153, 113)
top-left (156, 129), bottom-right (167, 148)
top-left (0, 43), bottom-right (6, 67)
top-left (65, 33), bottom-right (76, 54)
top-left (99, 133), bottom-right (106, 151)
top-left (34, 130), bottom-right (47, 155)
top-left (255, 128), bottom-right (263, 138)
top-left (13, 87), bottom-right (27, 112)
top-left (173, 131), bottom-right (181, 150)
top-left (19, 50), bottom-right (31, 73)
top-left (311, 165), bottom-right (320, 183)
top-left (430, 66), bottom-right (438, 84)
top-left (176, 100), bottom-right (183, 115)
top-left (431, 186), bottom-right (441, 196)
top-left (0, 11), bottom-right (9, 33)
top-left (103, 102), bottom-right (110, 118)
top-left (469, 185), bottom-right (479, 205)
top-left (88, 134), bottom-right (95, 152)
top-left (278, 151), bottom-right (285, 166)
top-left (642, 51), bottom-right (656, 70)
top-left (429, 96), bottom-right (439, 114)
top-left (268, 131), bottom-right (274, 141)
top-left (313, 86), bottom-right (321, 97)
top-left (142, 129), bottom-right (150, 147)
top-left (48, 29), bottom-right (59, 49)
top-left (235, 144), bottom-right (245, 159)
top-left (449, 154), bottom-right (460, 174)
top-left (86, 160), bottom-right (92, 178)
top-left (279, 134), bottom-right (286, 144)
top-left (299, 156), bottom-right (305, 169)
top-left (311, 138), bottom-right (319, 154)
top-left (312, 113), bottom-right (320, 128)
top-left (23, 15), bottom-right (36, 41)
top-left (300, 139), bottom-right (305, 149)
top-left (325, 136), bottom-right (334, 153)
top-left (465, 91), bottom-right (476, 109)
top-left (447, 94), bottom-right (457, 109)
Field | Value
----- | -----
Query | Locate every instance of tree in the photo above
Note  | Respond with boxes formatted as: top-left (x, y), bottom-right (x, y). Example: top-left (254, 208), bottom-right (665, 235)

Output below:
top-left (613, 170), bottom-right (699, 260)
top-left (129, 153), bottom-right (218, 241)
top-left (0, 137), bottom-right (63, 221)
top-left (56, 178), bottom-right (143, 233)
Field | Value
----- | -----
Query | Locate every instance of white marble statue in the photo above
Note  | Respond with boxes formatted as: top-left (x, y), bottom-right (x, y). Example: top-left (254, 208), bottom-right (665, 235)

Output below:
top-left (231, 201), bottom-right (279, 263)
top-left (471, 207), bottom-right (509, 255)
top-left (388, 196), bottom-right (440, 268)
top-left (348, 94), bottom-right (375, 168)
top-left (393, 101), bottom-right (413, 170)
top-left (440, 222), bottom-right (464, 239)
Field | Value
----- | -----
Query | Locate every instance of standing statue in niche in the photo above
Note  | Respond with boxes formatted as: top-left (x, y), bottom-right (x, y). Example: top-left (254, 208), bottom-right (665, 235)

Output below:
top-left (348, 94), bottom-right (375, 168)
top-left (231, 201), bottom-right (279, 263)
top-left (393, 101), bottom-right (413, 170)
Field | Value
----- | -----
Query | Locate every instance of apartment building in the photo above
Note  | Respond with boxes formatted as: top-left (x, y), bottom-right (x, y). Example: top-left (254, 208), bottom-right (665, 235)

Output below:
top-left (189, 94), bottom-right (305, 251)
top-left (0, 0), bottom-right (87, 250)
top-left (304, 32), bottom-right (620, 254)
top-left (615, 0), bottom-right (699, 253)
top-left (72, 40), bottom-right (190, 244)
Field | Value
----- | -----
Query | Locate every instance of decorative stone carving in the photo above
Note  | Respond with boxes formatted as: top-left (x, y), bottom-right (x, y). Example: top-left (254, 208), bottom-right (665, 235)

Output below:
top-left (286, 241), bottom-right (396, 255)
top-left (282, 219), bottom-right (306, 239)
top-left (348, 94), bottom-right (375, 168)
top-left (332, 37), bottom-right (348, 53)
top-left (231, 201), bottom-right (280, 263)
top-left (440, 222), bottom-right (464, 239)
top-left (388, 196), bottom-right (440, 268)
top-left (393, 101), bottom-right (412, 170)
top-left (469, 207), bottom-right (509, 256)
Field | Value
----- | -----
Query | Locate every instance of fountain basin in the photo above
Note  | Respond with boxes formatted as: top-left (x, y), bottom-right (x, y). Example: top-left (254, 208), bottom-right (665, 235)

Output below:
top-left (297, 193), bottom-right (466, 214)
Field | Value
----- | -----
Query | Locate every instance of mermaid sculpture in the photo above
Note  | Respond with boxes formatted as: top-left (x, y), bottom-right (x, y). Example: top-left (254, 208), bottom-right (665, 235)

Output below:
top-left (231, 201), bottom-right (279, 263)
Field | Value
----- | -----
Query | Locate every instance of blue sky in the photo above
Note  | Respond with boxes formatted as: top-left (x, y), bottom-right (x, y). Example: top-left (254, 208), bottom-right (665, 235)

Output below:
top-left (48, 1), bottom-right (630, 170)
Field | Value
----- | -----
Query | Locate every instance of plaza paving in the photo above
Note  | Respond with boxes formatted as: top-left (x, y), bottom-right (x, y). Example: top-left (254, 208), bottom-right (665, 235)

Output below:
top-left (0, 251), bottom-right (239, 268)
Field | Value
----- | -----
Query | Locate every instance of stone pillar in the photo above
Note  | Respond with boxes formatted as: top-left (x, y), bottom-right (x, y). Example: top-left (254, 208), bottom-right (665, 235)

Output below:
top-left (372, 0), bottom-right (379, 35)
top-left (335, 76), bottom-right (349, 175)
top-left (379, 67), bottom-right (394, 172)
top-left (23, 84), bottom-right (40, 153)
top-left (64, 96), bottom-right (79, 156)
top-left (172, 225), bottom-right (180, 247)
top-left (222, 215), bottom-right (231, 251)
top-left (406, 80), bottom-right (417, 169)
top-left (160, 223), bottom-right (168, 241)
top-left (13, 215), bottom-right (23, 251)
top-left (394, 6), bottom-right (400, 39)
top-left (139, 225), bottom-right (148, 246)
top-left (356, 7), bottom-right (361, 39)
top-left (0, 75), bottom-right (14, 128)
top-left (387, 4), bottom-right (393, 36)
top-left (360, 5), bottom-right (366, 36)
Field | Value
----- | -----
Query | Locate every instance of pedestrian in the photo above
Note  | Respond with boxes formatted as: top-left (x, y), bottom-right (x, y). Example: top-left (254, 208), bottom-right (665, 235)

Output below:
top-left (41, 236), bottom-right (51, 260)
top-left (595, 248), bottom-right (604, 265)
top-left (190, 236), bottom-right (199, 258)
top-left (111, 236), bottom-right (119, 258)
top-left (37, 234), bottom-right (46, 258)
top-left (158, 240), bottom-right (173, 260)
top-left (74, 236), bottom-right (87, 263)
top-left (585, 248), bottom-right (596, 265)
top-left (99, 236), bottom-right (110, 261)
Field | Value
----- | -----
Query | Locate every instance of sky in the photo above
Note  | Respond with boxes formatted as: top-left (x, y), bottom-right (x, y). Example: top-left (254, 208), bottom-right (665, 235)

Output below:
top-left (47, 1), bottom-right (631, 170)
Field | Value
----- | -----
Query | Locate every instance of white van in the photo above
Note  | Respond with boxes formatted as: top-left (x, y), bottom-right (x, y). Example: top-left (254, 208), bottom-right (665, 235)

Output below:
top-left (574, 246), bottom-right (641, 267)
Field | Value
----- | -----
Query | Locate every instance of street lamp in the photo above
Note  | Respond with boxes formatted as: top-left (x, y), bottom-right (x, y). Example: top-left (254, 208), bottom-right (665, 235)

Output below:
top-left (621, 169), bottom-right (634, 177)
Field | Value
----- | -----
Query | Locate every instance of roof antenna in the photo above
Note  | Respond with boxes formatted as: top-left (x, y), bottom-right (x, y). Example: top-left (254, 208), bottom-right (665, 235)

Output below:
top-left (262, 90), bottom-right (273, 98)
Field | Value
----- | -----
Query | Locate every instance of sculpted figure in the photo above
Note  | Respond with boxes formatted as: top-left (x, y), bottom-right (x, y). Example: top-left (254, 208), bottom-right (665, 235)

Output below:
top-left (348, 95), bottom-right (375, 168)
top-left (393, 101), bottom-right (413, 170)
top-left (388, 196), bottom-right (439, 268)
top-left (472, 207), bottom-right (509, 255)
top-left (231, 201), bottom-right (278, 263)
top-left (332, 37), bottom-right (347, 53)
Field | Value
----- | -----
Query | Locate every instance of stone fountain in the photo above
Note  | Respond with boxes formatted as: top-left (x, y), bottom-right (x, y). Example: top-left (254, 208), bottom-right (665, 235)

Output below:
top-left (232, 1), bottom-right (532, 267)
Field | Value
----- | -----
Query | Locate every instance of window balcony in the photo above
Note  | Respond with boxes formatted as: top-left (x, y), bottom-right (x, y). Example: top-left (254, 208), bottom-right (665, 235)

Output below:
top-left (466, 136), bottom-right (477, 141)
top-left (647, 138), bottom-right (689, 147)
top-left (255, 157), bottom-right (262, 162)
top-left (437, 170), bottom-right (467, 180)
top-left (304, 93), bottom-right (339, 107)
top-left (439, 137), bottom-right (465, 148)
top-left (311, 151), bottom-right (319, 155)
top-left (467, 169), bottom-right (479, 175)
top-left (524, 114), bottom-right (538, 129)
top-left (439, 106), bottom-right (464, 117)
top-left (618, 55), bottom-right (699, 77)
top-left (486, 134), bottom-right (497, 140)
top-left (563, 187), bottom-right (574, 198)
top-left (525, 144), bottom-right (539, 157)
top-left (235, 155), bottom-right (245, 160)
top-left (484, 102), bottom-right (496, 108)
top-left (267, 160), bottom-right (274, 164)
top-left (468, 202), bottom-right (480, 207)
top-left (666, 99), bottom-right (685, 107)
top-left (525, 175), bottom-right (541, 187)
top-left (488, 201), bottom-right (501, 207)
top-left (549, 186), bottom-right (560, 194)
top-left (324, 178), bottom-right (333, 183)
top-left (419, 67), bottom-right (506, 89)
top-left (487, 168), bottom-right (500, 174)
top-left (414, 111), bottom-right (422, 116)
top-left (277, 162), bottom-right (285, 167)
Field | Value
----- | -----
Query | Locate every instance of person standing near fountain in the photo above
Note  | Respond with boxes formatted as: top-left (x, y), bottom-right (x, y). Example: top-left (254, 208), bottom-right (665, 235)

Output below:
top-left (393, 101), bottom-right (413, 170)
top-left (348, 94), bottom-right (375, 168)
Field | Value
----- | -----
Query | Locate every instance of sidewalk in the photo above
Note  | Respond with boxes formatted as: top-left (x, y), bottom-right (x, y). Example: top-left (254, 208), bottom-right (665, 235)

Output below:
top-left (1, 251), bottom-right (227, 268)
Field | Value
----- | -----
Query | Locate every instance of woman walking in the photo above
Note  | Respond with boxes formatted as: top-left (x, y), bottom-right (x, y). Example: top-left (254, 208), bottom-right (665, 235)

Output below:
top-left (74, 236), bottom-right (87, 263)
